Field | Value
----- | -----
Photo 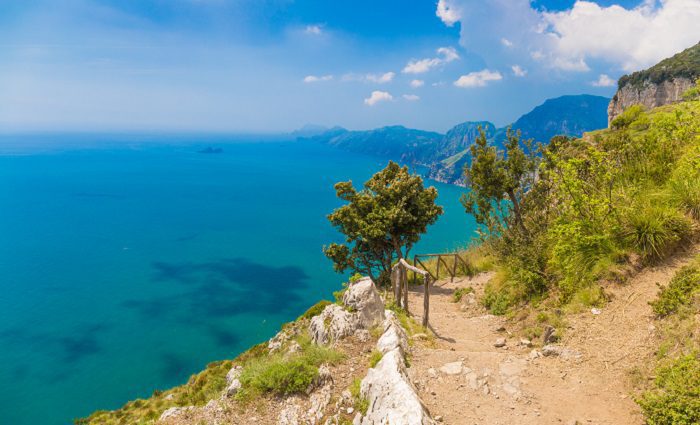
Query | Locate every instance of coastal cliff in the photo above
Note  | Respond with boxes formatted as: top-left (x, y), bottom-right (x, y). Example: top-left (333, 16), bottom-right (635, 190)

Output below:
top-left (608, 42), bottom-right (700, 123)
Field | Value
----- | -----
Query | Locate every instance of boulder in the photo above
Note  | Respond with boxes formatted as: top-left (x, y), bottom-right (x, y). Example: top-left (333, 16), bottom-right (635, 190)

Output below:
top-left (342, 277), bottom-right (386, 328)
top-left (439, 361), bottom-right (463, 376)
top-left (359, 349), bottom-right (435, 425)
top-left (376, 312), bottom-right (409, 355)
top-left (159, 406), bottom-right (194, 422)
top-left (310, 304), bottom-right (359, 345)
top-left (278, 403), bottom-right (301, 425)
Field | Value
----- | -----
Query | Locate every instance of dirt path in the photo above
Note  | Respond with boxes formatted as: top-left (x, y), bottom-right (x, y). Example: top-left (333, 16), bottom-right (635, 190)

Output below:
top-left (406, 246), bottom-right (700, 425)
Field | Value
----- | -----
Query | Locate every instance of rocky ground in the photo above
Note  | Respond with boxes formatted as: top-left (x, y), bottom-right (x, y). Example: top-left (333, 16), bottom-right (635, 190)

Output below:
top-left (406, 245), bottom-right (700, 425)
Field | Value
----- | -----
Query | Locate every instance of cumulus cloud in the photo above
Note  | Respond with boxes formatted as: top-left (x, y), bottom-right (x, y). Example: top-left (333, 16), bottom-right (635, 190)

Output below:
top-left (304, 25), bottom-right (323, 35)
top-left (511, 65), bottom-right (527, 77)
top-left (591, 74), bottom-right (616, 87)
top-left (437, 0), bottom-right (700, 72)
top-left (436, 0), bottom-right (461, 27)
top-left (402, 46), bottom-right (459, 74)
top-left (501, 38), bottom-right (514, 48)
top-left (454, 69), bottom-right (503, 88)
top-left (365, 72), bottom-right (395, 84)
top-left (364, 90), bottom-right (393, 106)
top-left (303, 75), bottom-right (333, 83)
top-left (402, 94), bottom-right (420, 101)
top-left (410, 79), bottom-right (425, 88)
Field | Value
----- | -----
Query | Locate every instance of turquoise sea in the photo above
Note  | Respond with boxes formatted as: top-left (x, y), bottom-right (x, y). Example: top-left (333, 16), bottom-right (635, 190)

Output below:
top-left (0, 134), bottom-right (476, 425)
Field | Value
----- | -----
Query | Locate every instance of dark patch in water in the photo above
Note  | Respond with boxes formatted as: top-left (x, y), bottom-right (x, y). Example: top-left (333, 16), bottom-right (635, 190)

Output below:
top-left (160, 353), bottom-right (195, 383)
top-left (123, 258), bottom-right (309, 328)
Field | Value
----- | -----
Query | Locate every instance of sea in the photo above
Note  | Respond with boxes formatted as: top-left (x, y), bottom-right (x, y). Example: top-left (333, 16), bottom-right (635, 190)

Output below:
top-left (0, 134), bottom-right (476, 425)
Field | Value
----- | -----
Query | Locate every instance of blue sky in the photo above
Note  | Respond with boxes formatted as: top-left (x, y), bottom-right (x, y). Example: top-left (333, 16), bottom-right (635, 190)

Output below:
top-left (0, 0), bottom-right (698, 133)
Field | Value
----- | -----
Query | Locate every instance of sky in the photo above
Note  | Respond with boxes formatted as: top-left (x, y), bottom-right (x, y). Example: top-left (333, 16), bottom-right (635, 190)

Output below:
top-left (0, 0), bottom-right (699, 133)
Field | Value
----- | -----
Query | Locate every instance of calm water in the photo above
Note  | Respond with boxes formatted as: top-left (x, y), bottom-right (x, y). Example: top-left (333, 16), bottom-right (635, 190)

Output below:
top-left (0, 134), bottom-right (476, 425)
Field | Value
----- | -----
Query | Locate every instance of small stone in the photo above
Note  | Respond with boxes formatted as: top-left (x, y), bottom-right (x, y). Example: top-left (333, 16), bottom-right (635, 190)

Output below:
top-left (591, 308), bottom-right (601, 315)
top-left (519, 338), bottom-right (532, 347)
top-left (435, 415), bottom-right (444, 422)
top-left (529, 350), bottom-right (541, 359)
top-left (427, 368), bottom-right (438, 378)
top-left (494, 338), bottom-right (507, 348)
top-left (439, 361), bottom-right (463, 375)
top-left (494, 325), bottom-right (506, 332)
top-left (347, 407), bottom-right (354, 414)
top-left (483, 384), bottom-right (490, 395)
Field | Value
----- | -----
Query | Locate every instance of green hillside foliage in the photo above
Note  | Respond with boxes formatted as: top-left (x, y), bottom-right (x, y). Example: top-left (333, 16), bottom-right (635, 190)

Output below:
top-left (468, 98), bottom-right (700, 312)
top-left (618, 42), bottom-right (700, 89)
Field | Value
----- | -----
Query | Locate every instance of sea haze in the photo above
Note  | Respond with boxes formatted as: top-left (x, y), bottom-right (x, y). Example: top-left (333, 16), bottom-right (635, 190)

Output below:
top-left (0, 134), bottom-right (476, 425)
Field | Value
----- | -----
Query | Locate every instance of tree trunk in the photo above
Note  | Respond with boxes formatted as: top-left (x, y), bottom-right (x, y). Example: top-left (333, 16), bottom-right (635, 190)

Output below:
top-left (507, 189), bottom-right (528, 235)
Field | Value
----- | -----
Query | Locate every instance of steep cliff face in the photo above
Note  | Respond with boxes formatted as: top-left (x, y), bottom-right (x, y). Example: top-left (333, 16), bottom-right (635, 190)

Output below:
top-left (608, 42), bottom-right (700, 123)
top-left (608, 77), bottom-right (695, 124)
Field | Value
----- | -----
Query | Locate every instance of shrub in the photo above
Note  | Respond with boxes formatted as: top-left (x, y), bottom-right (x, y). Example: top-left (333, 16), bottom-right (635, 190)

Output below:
top-left (237, 336), bottom-right (343, 399)
top-left (621, 204), bottom-right (692, 261)
top-left (611, 104), bottom-right (645, 129)
top-left (650, 264), bottom-right (700, 317)
top-left (638, 352), bottom-right (700, 425)
top-left (452, 287), bottom-right (473, 303)
top-left (668, 146), bottom-right (700, 220)
top-left (299, 300), bottom-right (332, 320)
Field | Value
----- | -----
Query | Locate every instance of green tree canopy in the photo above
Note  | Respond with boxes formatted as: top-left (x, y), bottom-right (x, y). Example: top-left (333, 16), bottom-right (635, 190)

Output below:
top-left (324, 161), bottom-right (443, 284)
top-left (461, 127), bottom-right (539, 238)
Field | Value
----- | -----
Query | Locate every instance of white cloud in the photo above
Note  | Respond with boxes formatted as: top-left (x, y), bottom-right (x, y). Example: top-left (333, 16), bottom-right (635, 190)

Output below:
top-left (402, 46), bottom-right (460, 74)
top-left (437, 0), bottom-right (700, 72)
top-left (436, 0), bottom-right (462, 26)
top-left (402, 94), bottom-right (420, 101)
top-left (410, 79), bottom-right (425, 88)
top-left (543, 0), bottom-right (700, 71)
top-left (511, 65), bottom-right (527, 77)
top-left (365, 72), bottom-right (395, 84)
top-left (454, 69), bottom-right (503, 88)
top-left (591, 74), bottom-right (616, 87)
top-left (501, 38), bottom-right (514, 47)
top-left (364, 91), bottom-right (393, 106)
top-left (303, 75), bottom-right (333, 83)
top-left (304, 25), bottom-right (323, 35)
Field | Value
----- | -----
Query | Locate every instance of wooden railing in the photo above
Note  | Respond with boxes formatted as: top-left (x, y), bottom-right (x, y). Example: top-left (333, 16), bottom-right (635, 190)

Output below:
top-left (413, 253), bottom-right (470, 283)
top-left (391, 258), bottom-right (432, 327)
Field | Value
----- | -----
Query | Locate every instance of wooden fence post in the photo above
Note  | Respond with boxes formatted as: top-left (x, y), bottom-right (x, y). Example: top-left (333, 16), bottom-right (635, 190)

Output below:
top-left (422, 275), bottom-right (430, 328)
top-left (403, 266), bottom-right (409, 314)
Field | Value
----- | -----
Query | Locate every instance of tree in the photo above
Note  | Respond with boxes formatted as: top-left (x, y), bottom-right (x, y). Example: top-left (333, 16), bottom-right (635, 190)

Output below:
top-left (461, 127), bottom-right (538, 238)
top-left (324, 161), bottom-right (443, 284)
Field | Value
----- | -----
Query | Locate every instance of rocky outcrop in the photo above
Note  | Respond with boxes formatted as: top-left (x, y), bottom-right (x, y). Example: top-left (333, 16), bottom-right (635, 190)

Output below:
top-left (356, 310), bottom-right (435, 425)
top-left (311, 278), bottom-right (385, 345)
top-left (608, 77), bottom-right (695, 124)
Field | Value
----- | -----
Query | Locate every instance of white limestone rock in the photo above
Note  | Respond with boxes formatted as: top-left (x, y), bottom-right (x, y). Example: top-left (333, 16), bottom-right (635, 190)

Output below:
top-left (310, 304), bottom-right (359, 345)
top-left (159, 406), bottom-right (194, 422)
top-left (359, 349), bottom-right (435, 425)
top-left (342, 277), bottom-right (386, 328)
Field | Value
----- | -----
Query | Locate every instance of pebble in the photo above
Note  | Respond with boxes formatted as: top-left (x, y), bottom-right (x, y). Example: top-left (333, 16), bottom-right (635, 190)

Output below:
top-left (494, 337), bottom-right (507, 348)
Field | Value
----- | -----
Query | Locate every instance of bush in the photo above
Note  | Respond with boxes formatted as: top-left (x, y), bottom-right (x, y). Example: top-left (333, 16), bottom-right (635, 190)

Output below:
top-left (669, 146), bottom-right (700, 220)
top-left (621, 204), bottom-right (692, 261)
top-left (650, 264), bottom-right (700, 317)
top-left (638, 352), bottom-right (700, 425)
top-left (368, 350), bottom-right (383, 368)
top-left (299, 300), bottom-right (332, 320)
top-left (452, 287), bottom-right (473, 303)
top-left (237, 336), bottom-right (343, 398)
top-left (611, 104), bottom-right (645, 129)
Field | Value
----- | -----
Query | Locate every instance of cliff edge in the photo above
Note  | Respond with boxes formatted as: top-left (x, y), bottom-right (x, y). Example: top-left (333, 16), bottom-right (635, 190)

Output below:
top-left (608, 41), bottom-right (700, 123)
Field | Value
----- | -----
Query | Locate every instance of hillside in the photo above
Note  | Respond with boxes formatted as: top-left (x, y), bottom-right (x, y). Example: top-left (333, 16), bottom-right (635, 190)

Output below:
top-left (609, 42), bottom-right (700, 122)
top-left (304, 94), bottom-right (610, 185)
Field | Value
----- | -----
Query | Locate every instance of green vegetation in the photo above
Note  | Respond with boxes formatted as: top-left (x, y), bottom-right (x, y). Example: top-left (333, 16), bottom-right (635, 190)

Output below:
top-left (299, 299), bottom-right (333, 320)
top-left (452, 286), bottom-right (473, 303)
top-left (236, 334), bottom-right (343, 400)
top-left (463, 97), bottom-right (700, 315)
top-left (638, 353), bottom-right (700, 425)
top-left (349, 378), bottom-right (369, 415)
top-left (682, 78), bottom-right (700, 101)
top-left (324, 161), bottom-right (443, 285)
top-left (637, 258), bottom-right (700, 424)
top-left (368, 350), bottom-right (383, 368)
top-left (618, 42), bottom-right (700, 89)
top-left (650, 261), bottom-right (700, 317)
